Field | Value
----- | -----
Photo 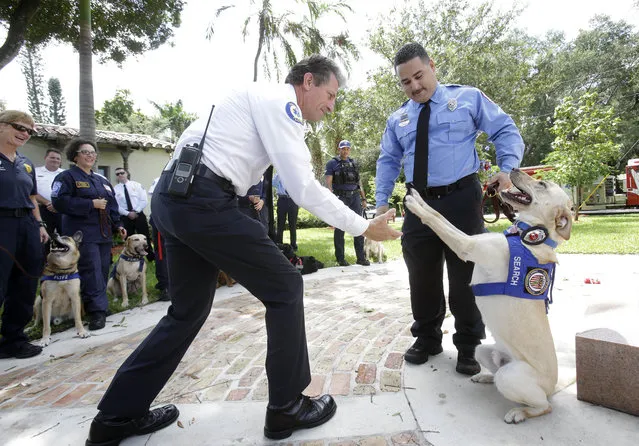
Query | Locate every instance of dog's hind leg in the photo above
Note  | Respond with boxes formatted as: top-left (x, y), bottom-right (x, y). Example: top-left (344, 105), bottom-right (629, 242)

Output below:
top-left (40, 290), bottom-right (53, 347)
top-left (494, 361), bottom-right (552, 424)
top-left (471, 344), bottom-right (500, 383)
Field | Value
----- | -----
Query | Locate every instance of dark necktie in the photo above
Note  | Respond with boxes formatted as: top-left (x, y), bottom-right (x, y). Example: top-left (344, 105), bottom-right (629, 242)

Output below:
top-left (123, 183), bottom-right (134, 212)
top-left (412, 101), bottom-right (431, 192)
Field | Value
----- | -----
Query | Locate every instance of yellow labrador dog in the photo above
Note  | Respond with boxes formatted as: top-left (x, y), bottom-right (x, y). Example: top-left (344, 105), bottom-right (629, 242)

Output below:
top-left (35, 231), bottom-right (89, 346)
top-left (364, 237), bottom-right (385, 264)
top-left (107, 234), bottom-right (149, 308)
top-left (404, 169), bottom-right (573, 424)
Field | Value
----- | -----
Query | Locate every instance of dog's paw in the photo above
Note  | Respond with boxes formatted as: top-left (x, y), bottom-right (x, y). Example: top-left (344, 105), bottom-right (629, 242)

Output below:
top-left (471, 373), bottom-right (494, 384)
top-left (78, 330), bottom-right (90, 339)
top-left (121, 301), bottom-right (129, 308)
top-left (141, 296), bottom-right (149, 305)
top-left (504, 407), bottom-right (528, 424)
top-left (39, 337), bottom-right (51, 347)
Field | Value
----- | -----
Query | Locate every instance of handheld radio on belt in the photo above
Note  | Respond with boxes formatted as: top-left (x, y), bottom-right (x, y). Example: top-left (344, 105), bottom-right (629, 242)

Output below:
top-left (167, 105), bottom-right (215, 198)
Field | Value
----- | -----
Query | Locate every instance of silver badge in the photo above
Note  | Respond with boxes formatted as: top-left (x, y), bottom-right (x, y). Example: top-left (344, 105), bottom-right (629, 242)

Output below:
top-left (399, 112), bottom-right (410, 127)
top-left (448, 98), bottom-right (457, 111)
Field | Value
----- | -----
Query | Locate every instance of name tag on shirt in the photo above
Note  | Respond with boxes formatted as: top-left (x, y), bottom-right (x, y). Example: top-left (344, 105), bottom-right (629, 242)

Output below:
top-left (76, 181), bottom-right (90, 188)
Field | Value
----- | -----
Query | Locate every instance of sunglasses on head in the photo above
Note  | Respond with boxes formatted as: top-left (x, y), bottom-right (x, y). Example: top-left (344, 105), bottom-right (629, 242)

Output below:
top-left (2, 121), bottom-right (36, 136)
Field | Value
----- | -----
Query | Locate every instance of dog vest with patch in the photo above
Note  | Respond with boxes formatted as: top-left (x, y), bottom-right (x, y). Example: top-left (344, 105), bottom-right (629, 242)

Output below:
top-left (41, 272), bottom-right (81, 282)
top-left (472, 233), bottom-right (555, 311)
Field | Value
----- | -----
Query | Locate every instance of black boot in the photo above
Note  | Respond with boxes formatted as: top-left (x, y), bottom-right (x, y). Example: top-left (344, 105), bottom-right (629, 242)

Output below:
top-left (88, 312), bottom-right (106, 331)
top-left (456, 348), bottom-right (481, 376)
top-left (264, 394), bottom-right (337, 440)
top-left (404, 338), bottom-right (443, 365)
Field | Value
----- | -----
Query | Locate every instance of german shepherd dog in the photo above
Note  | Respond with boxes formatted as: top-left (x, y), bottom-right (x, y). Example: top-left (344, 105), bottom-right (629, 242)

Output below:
top-left (107, 234), bottom-right (149, 307)
top-left (34, 231), bottom-right (89, 346)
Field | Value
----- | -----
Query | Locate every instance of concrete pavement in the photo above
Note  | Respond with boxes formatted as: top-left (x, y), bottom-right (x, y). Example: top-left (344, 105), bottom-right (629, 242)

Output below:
top-left (0, 254), bottom-right (637, 445)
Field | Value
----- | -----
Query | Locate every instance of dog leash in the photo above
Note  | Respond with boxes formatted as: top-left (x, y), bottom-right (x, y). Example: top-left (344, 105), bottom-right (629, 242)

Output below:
top-left (482, 183), bottom-right (517, 224)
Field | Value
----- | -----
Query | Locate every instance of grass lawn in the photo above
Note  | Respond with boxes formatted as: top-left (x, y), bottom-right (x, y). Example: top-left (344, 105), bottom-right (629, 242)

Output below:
top-left (17, 213), bottom-right (639, 341)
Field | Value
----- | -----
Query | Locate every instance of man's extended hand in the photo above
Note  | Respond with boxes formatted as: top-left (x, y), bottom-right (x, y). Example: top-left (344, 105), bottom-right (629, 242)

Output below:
top-left (487, 171), bottom-right (512, 192)
top-left (363, 208), bottom-right (402, 241)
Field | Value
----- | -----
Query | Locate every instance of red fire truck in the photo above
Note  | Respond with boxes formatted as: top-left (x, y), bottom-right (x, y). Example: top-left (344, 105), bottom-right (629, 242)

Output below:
top-left (520, 159), bottom-right (639, 210)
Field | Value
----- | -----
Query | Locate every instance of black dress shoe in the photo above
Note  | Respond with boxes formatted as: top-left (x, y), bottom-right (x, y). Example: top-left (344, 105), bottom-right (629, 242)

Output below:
top-left (404, 339), bottom-right (443, 365)
top-left (456, 352), bottom-right (481, 375)
top-left (86, 404), bottom-right (179, 446)
top-left (356, 258), bottom-right (370, 266)
top-left (158, 289), bottom-right (171, 301)
top-left (337, 259), bottom-right (350, 266)
top-left (89, 312), bottom-right (106, 331)
top-left (0, 341), bottom-right (43, 359)
top-left (264, 394), bottom-right (337, 440)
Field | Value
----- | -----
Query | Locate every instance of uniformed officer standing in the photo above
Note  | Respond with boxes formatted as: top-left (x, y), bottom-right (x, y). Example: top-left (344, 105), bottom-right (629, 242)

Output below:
top-left (85, 55), bottom-right (401, 446)
top-left (113, 167), bottom-right (155, 261)
top-left (34, 148), bottom-right (65, 235)
top-left (0, 111), bottom-right (49, 359)
top-left (51, 139), bottom-right (126, 331)
top-left (375, 43), bottom-right (524, 375)
top-left (325, 140), bottom-right (370, 266)
top-left (273, 172), bottom-right (299, 250)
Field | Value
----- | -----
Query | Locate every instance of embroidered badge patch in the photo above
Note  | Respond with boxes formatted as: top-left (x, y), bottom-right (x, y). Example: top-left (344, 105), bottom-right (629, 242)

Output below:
top-left (51, 181), bottom-right (62, 197)
top-left (447, 98), bottom-right (457, 111)
top-left (24, 163), bottom-right (33, 174)
top-left (75, 181), bottom-right (90, 188)
top-left (399, 112), bottom-right (410, 127)
top-left (521, 226), bottom-right (548, 245)
top-left (524, 267), bottom-right (550, 296)
top-left (285, 102), bottom-right (303, 124)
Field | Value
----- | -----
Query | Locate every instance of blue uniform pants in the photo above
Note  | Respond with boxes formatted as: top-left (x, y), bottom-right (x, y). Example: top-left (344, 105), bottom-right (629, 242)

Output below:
top-left (333, 192), bottom-right (365, 262)
top-left (98, 169), bottom-right (310, 418)
top-left (78, 241), bottom-right (111, 314)
top-left (401, 179), bottom-right (486, 352)
top-left (0, 215), bottom-right (43, 346)
top-left (276, 196), bottom-right (299, 249)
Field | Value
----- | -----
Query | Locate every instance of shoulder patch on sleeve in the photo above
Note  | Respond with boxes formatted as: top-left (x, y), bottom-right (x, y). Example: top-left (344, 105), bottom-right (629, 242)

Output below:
top-left (51, 181), bottom-right (62, 197)
top-left (285, 102), bottom-right (303, 124)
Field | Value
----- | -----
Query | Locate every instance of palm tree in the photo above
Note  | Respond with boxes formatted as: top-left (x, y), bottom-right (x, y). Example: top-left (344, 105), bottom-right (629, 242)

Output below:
top-left (79, 0), bottom-right (95, 141)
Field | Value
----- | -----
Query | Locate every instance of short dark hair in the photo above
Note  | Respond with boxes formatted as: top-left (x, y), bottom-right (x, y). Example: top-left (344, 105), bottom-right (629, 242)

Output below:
top-left (114, 167), bottom-right (125, 172)
top-left (64, 138), bottom-right (98, 163)
top-left (394, 42), bottom-right (430, 68)
top-left (45, 148), bottom-right (62, 157)
top-left (285, 54), bottom-right (345, 87)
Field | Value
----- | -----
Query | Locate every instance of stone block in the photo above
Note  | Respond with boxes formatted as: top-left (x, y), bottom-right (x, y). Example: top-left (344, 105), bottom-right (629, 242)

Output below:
top-left (576, 328), bottom-right (639, 416)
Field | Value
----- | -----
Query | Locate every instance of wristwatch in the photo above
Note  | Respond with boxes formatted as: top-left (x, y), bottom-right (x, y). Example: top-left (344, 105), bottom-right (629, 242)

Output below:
top-left (37, 220), bottom-right (47, 228)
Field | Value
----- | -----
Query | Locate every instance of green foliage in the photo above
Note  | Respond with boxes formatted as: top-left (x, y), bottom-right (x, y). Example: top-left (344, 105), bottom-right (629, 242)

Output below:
top-left (295, 207), bottom-right (329, 229)
top-left (0, 0), bottom-right (185, 69)
top-left (20, 43), bottom-right (48, 122)
top-left (150, 99), bottom-right (197, 143)
top-left (47, 77), bottom-right (66, 125)
top-left (96, 89), bottom-right (135, 125)
top-left (543, 91), bottom-right (621, 203)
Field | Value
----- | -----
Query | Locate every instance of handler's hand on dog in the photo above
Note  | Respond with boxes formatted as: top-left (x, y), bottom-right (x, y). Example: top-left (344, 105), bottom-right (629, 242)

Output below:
top-left (93, 198), bottom-right (107, 209)
top-left (364, 209), bottom-right (402, 241)
top-left (487, 171), bottom-right (512, 192)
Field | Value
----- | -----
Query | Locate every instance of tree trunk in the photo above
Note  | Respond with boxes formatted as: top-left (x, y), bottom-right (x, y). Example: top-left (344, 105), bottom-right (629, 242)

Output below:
top-left (253, 13), bottom-right (266, 82)
top-left (79, 0), bottom-right (96, 142)
top-left (0, 0), bottom-right (41, 71)
top-left (575, 181), bottom-right (581, 221)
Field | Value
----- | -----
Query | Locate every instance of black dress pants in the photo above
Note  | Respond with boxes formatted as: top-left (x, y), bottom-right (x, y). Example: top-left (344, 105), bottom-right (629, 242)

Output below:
top-left (333, 192), bottom-right (365, 262)
top-left (97, 169), bottom-right (310, 418)
top-left (401, 179), bottom-right (486, 352)
top-left (276, 196), bottom-right (299, 249)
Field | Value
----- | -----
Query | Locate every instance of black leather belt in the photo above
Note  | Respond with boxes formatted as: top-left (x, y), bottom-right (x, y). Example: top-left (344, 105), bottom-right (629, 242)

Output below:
top-left (407, 173), bottom-right (478, 200)
top-left (0, 207), bottom-right (32, 217)
top-left (194, 164), bottom-right (234, 192)
top-left (334, 189), bottom-right (358, 197)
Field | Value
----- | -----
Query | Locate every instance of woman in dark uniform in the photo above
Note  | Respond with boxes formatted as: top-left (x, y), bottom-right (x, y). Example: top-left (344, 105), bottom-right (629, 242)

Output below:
top-left (0, 110), bottom-right (49, 359)
top-left (51, 139), bottom-right (126, 331)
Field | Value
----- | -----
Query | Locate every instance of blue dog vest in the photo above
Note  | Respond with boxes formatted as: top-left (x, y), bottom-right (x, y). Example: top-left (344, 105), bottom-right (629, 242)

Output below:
top-left (472, 231), bottom-right (556, 312)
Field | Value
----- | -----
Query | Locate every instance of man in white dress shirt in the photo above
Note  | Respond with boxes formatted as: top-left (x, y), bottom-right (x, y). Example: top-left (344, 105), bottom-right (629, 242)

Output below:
top-left (87, 55), bottom-right (401, 445)
top-left (34, 148), bottom-right (64, 235)
top-left (113, 167), bottom-right (155, 261)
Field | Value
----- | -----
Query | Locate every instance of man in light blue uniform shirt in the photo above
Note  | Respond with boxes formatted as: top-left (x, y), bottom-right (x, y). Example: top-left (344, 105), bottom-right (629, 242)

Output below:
top-left (376, 42), bottom-right (524, 375)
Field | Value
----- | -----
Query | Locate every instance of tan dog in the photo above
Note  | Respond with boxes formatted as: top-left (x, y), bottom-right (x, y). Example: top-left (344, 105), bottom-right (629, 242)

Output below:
top-left (217, 270), bottom-right (236, 288)
top-left (404, 169), bottom-right (573, 424)
top-left (34, 231), bottom-right (89, 346)
top-left (107, 234), bottom-right (149, 307)
top-left (364, 237), bottom-right (385, 264)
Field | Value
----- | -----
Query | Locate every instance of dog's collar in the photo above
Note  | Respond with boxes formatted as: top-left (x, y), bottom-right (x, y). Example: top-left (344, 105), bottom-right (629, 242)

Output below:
top-left (120, 253), bottom-right (144, 262)
top-left (505, 221), bottom-right (558, 249)
top-left (41, 272), bottom-right (80, 282)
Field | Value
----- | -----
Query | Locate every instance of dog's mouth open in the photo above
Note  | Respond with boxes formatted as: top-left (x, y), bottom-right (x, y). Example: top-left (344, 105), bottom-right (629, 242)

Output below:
top-left (135, 245), bottom-right (149, 257)
top-left (501, 183), bottom-right (532, 206)
top-left (49, 234), bottom-right (71, 254)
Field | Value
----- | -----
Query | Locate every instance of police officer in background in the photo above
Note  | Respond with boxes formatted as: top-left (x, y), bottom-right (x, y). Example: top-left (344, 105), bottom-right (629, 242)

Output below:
top-left (113, 167), bottom-right (155, 261)
top-left (375, 43), bottom-right (524, 375)
top-left (0, 111), bottom-right (48, 359)
top-left (85, 55), bottom-right (400, 446)
top-left (52, 139), bottom-right (126, 331)
top-left (325, 140), bottom-right (369, 266)
top-left (35, 148), bottom-right (65, 236)
top-left (273, 172), bottom-right (299, 250)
